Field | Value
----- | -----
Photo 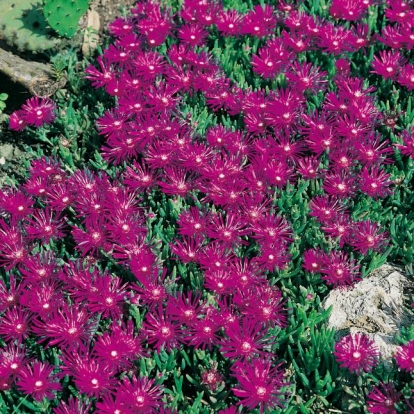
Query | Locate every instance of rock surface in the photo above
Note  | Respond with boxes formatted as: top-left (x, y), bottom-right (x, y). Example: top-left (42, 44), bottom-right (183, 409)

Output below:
top-left (322, 264), bottom-right (413, 362)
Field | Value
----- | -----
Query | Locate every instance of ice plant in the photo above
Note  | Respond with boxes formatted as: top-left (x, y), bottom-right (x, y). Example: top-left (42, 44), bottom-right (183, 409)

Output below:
top-left (3, 0), bottom-right (414, 411)
top-left (16, 362), bottom-right (61, 401)
top-left (9, 97), bottom-right (57, 129)
top-left (366, 383), bottom-right (401, 414)
top-left (334, 333), bottom-right (380, 374)
top-left (231, 359), bottom-right (289, 413)
top-left (395, 340), bottom-right (414, 372)
top-left (117, 375), bottom-right (164, 413)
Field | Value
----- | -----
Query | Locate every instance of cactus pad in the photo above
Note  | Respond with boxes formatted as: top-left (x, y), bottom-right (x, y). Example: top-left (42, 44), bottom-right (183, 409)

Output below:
top-left (0, 0), bottom-right (61, 53)
top-left (43, 0), bottom-right (91, 38)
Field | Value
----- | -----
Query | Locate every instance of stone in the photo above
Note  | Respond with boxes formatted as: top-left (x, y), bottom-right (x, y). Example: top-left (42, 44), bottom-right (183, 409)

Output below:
top-left (82, 9), bottom-right (100, 57)
top-left (322, 263), bottom-right (413, 362)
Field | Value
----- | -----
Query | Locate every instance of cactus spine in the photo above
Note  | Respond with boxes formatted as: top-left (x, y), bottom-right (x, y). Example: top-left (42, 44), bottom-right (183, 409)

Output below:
top-left (42, 0), bottom-right (91, 38)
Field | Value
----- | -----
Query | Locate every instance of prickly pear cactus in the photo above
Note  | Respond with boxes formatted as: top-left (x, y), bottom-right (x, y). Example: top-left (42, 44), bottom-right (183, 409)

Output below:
top-left (0, 0), bottom-right (61, 53)
top-left (43, 0), bottom-right (91, 38)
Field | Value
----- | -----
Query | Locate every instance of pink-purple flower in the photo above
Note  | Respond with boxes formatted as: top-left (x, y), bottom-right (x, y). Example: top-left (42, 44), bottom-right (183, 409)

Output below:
top-left (231, 358), bottom-right (289, 413)
top-left (334, 333), bottom-right (380, 374)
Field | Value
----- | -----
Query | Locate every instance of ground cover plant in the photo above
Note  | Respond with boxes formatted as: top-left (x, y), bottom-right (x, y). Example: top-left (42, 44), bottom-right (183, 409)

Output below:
top-left (1, 0), bottom-right (414, 412)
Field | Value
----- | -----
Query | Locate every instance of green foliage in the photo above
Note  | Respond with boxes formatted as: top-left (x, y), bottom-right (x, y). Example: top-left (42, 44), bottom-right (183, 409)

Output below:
top-left (0, 0), bottom-right (61, 53)
top-left (3, 0), bottom-right (414, 412)
top-left (0, 93), bottom-right (8, 113)
top-left (42, 0), bottom-right (91, 38)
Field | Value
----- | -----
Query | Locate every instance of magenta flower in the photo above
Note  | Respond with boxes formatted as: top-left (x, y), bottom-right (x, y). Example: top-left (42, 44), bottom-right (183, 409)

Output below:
top-left (398, 64), bottom-right (414, 91)
top-left (371, 50), bottom-right (404, 80)
top-left (359, 167), bottom-right (393, 199)
top-left (0, 306), bottom-right (32, 343)
top-left (228, 257), bottom-right (264, 290)
top-left (297, 156), bottom-right (323, 180)
top-left (71, 217), bottom-right (110, 257)
top-left (320, 251), bottom-right (360, 288)
top-left (19, 281), bottom-right (63, 317)
top-left (220, 317), bottom-right (271, 361)
top-left (180, 0), bottom-right (220, 26)
top-left (384, 0), bottom-right (413, 24)
top-left (218, 407), bottom-right (238, 414)
top-left (93, 330), bottom-right (137, 371)
top-left (95, 394), bottom-right (129, 414)
top-left (178, 207), bottom-right (208, 236)
top-left (254, 242), bottom-right (291, 272)
top-left (309, 195), bottom-right (347, 224)
top-left (250, 213), bottom-right (292, 245)
top-left (236, 286), bottom-right (287, 328)
top-left (395, 340), bottom-right (414, 372)
top-left (124, 161), bottom-right (160, 193)
top-left (395, 129), bottom-right (414, 159)
top-left (132, 278), bottom-right (168, 310)
top-left (61, 350), bottom-right (116, 398)
top-left (178, 141), bottom-right (215, 171)
top-left (19, 250), bottom-right (57, 284)
top-left (286, 61), bottom-right (327, 94)
top-left (144, 142), bottom-right (175, 170)
top-left (83, 272), bottom-right (129, 320)
top-left (231, 358), bottom-right (289, 413)
top-left (96, 109), bottom-right (128, 138)
top-left (334, 333), bottom-right (379, 374)
top-left (206, 212), bottom-right (248, 248)
top-left (178, 23), bottom-right (209, 47)
top-left (117, 375), bottom-right (164, 414)
top-left (317, 23), bottom-right (355, 55)
top-left (32, 303), bottom-right (97, 349)
top-left (8, 110), bottom-right (27, 131)
top-left (0, 237), bottom-right (29, 272)
top-left (147, 82), bottom-right (180, 112)
top-left (204, 269), bottom-right (235, 295)
top-left (20, 97), bottom-right (56, 127)
top-left (329, 0), bottom-right (369, 21)
top-left (198, 242), bottom-right (234, 271)
top-left (107, 16), bottom-right (134, 37)
top-left (185, 316), bottom-right (221, 350)
top-left (166, 291), bottom-right (204, 325)
top-left (242, 4), bottom-right (276, 37)
top-left (106, 211), bottom-right (146, 245)
top-left (84, 56), bottom-right (115, 89)
top-left (133, 51), bottom-right (166, 81)
top-left (302, 248), bottom-right (327, 273)
top-left (354, 135), bottom-right (394, 166)
top-left (321, 214), bottom-right (353, 247)
top-left (135, 3), bottom-right (172, 46)
top-left (366, 382), bottom-right (401, 414)
top-left (349, 220), bottom-right (388, 255)
top-left (103, 44), bottom-right (131, 66)
top-left (323, 171), bottom-right (357, 199)
top-left (265, 88), bottom-right (303, 131)
top-left (0, 344), bottom-right (30, 378)
top-left (251, 47), bottom-right (282, 80)
top-left (24, 208), bottom-right (66, 243)
top-left (142, 307), bottom-right (182, 352)
top-left (54, 397), bottom-right (92, 414)
top-left (0, 274), bottom-right (22, 312)
top-left (216, 10), bottom-right (244, 37)
top-left (17, 362), bottom-right (61, 401)
top-left (335, 58), bottom-right (351, 77)
top-left (158, 167), bottom-right (195, 197)
top-left (0, 188), bottom-right (33, 219)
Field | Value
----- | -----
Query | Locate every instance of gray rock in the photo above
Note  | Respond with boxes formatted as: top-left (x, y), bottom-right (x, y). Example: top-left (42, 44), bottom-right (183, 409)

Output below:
top-left (322, 264), bottom-right (413, 362)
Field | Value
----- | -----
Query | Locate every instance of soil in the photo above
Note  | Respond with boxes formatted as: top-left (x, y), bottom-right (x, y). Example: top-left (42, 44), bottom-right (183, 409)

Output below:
top-left (90, 0), bottom-right (137, 33)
